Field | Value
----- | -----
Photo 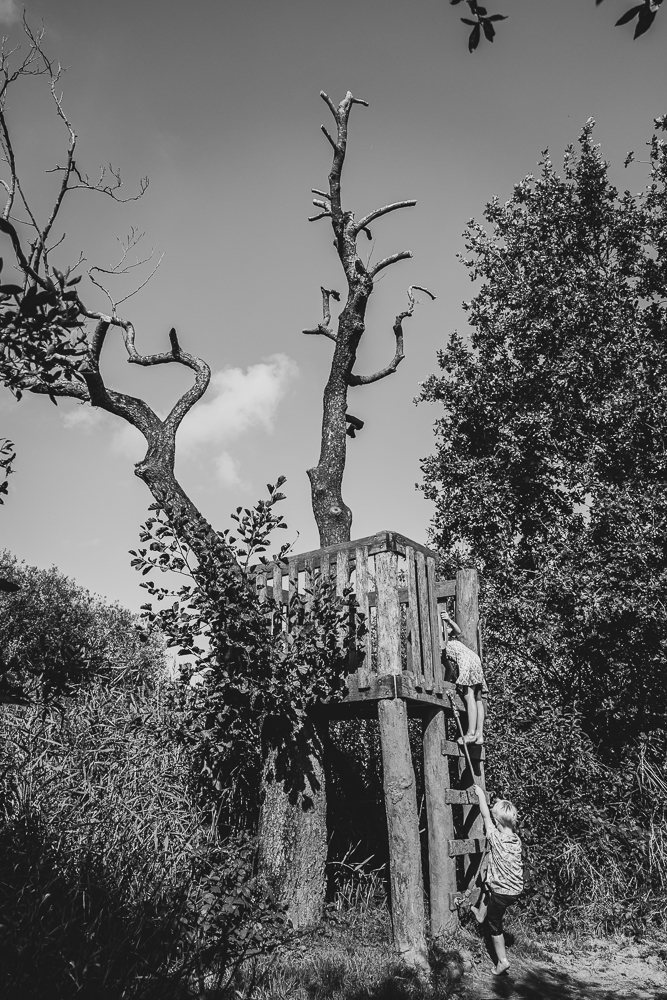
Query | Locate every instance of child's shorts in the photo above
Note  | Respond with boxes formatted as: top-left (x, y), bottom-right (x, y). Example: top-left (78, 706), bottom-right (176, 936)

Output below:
top-left (486, 889), bottom-right (519, 935)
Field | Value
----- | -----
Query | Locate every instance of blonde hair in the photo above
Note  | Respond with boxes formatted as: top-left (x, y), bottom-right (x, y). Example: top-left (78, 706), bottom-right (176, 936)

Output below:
top-left (492, 799), bottom-right (518, 832)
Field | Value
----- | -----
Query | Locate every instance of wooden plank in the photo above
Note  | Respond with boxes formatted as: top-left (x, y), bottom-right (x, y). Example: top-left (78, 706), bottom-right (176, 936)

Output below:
top-left (336, 549), bottom-right (349, 596)
top-left (283, 531), bottom-right (390, 574)
top-left (256, 569), bottom-right (267, 603)
top-left (367, 587), bottom-right (410, 608)
top-left (427, 555), bottom-right (444, 694)
top-left (304, 556), bottom-right (314, 609)
top-left (320, 549), bottom-right (330, 583)
top-left (415, 551), bottom-right (434, 692)
top-left (272, 564), bottom-right (283, 633)
top-left (278, 530), bottom-right (438, 575)
top-left (436, 580), bottom-right (456, 599)
top-left (444, 789), bottom-right (490, 806)
top-left (288, 558), bottom-right (298, 605)
top-left (390, 531), bottom-right (439, 559)
top-left (341, 675), bottom-right (463, 709)
top-left (440, 739), bottom-right (486, 761)
top-left (272, 564), bottom-right (283, 607)
top-left (423, 708), bottom-right (458, 935)
top-left (355, 545), bottom-right (371, 690)
top-left (455, 568), bottom-right (480, 654)
top-left (343, 672), bottom-right (397, 703)
top-left (448, 837), bottom-right (487, 858)
top-left (405, 546), bottom-right (424, 688)
top-left (376, 551), bottom-right (401, 676)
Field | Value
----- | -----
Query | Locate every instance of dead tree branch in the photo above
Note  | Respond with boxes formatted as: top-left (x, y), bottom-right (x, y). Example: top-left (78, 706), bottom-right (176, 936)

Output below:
top-left (305, 92), bottom-right (433, 546)
top-left (0, 23), bottom-right (230, 570)
top-left (303, 287), bottom-right (340, 341)
top-left (348, 285), bottom-right (436, 386)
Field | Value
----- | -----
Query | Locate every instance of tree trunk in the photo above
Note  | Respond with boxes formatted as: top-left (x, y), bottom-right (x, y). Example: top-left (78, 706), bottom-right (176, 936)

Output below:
top-left (257, 722), bottom-right (327, 928)
top-left (135, 447), bottom-right (232, 569)
top-left (307, 295), bottom-right (369, 547)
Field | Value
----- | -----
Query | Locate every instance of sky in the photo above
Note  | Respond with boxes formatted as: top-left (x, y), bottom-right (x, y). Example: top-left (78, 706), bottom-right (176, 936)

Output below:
top-left (0, 0), bottom-right (665, 609)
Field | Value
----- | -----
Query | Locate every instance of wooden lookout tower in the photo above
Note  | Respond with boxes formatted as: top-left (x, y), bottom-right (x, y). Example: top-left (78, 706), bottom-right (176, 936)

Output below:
top-left (257, 529), bottom-right (487, 960)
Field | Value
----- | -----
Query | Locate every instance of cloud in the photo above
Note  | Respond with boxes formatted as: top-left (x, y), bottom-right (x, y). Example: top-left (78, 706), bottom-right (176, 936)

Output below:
top-left (109, 354), bottom-right (298, 477)
top-left (177, 354), bottom-right (298, 449)
top-left (62, 405), bottom-right (106, 431)
top-left (214, 451), bottom-right (246, 489)
top-left (0, 1), bottom-right (20, 25)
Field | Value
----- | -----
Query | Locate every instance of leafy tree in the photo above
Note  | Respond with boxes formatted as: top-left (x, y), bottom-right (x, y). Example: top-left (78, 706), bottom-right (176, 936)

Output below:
top-left (450, 0), bottom-right (663, 52)
top-left (132, 482), bottom-right (360, 925)
top-left (0, 550), bottom-right (163, 704)
top-left (419, 116), bottom-right (667, 751)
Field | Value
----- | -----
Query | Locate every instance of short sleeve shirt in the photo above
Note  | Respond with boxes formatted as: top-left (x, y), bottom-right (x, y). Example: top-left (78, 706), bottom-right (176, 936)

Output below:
top-left (486, 823), bottom-right (523, 895)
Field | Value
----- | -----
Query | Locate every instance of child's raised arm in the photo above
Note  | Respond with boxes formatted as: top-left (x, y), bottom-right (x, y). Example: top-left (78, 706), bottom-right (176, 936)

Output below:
top-left (442, 611), bottom-right (462, 637)
top-left (473, 783), bottom-right (493, 834)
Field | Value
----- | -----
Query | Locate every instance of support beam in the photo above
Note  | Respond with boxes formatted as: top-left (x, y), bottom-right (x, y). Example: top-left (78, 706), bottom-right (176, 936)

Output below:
top-left (423, 708), bottom-right (458, 936)
top-left (376, 550), bottom-right (427, 969)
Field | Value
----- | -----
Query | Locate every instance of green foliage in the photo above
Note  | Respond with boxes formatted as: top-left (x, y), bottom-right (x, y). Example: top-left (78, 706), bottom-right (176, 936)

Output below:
top-left (0, 264), bottom-right (86, 400)
top-left (132, 480), bottom-right (362, 829)
top-left (0, 670), bottom-right (290, 997)
top-left (421, 117), bottom-right (667, 930)
top-left (0, 550), bottom-right (162, 704)
top-left (450, 0), bottom-right (508, 53)
top-left (420, 117), bottom-right (667, 748)
top-left (450, 0), bottom-right (663, 52)
top-left (0, 437), bottom-right (14, 506)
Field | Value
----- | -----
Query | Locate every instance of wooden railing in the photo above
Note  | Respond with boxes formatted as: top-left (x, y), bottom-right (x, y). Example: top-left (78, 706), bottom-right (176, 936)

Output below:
top-left (256, 530), bottom-right (456, 704)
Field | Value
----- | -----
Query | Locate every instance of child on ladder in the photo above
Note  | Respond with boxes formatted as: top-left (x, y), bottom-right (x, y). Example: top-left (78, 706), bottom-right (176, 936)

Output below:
top-left (471, 785), bottom-right (523, 976)
top-left (441, 610), bottom-right (487, 744)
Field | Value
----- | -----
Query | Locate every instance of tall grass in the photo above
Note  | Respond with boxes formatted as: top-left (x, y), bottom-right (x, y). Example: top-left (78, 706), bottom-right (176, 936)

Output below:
top-left (0, 679), bottom-right (213, 999)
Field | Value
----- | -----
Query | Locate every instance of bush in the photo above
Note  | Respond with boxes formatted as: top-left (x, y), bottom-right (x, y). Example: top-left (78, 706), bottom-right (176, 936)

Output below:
top-left (0, 550), bottom-right (163, 703)
top-left (0, 674), bottom-right (288, 996)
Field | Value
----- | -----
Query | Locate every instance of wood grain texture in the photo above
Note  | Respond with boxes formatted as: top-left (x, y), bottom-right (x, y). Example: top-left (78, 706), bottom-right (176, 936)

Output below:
top-left (448, 837), bottom-right (488, 857)
top-left (378, 697), bottom-right (427, 966)
top-left (423, 709), bottom-right (458, 935)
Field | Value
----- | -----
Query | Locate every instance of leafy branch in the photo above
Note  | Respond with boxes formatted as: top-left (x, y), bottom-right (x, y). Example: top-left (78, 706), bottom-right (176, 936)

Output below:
top-left (451, 0), bottom-right (663, 52)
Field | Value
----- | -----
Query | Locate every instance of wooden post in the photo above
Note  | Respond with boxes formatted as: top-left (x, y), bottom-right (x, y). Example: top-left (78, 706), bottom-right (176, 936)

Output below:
top-left (376, 550), bottom-right (427, 969)
top-left (455, 568), bottom-right (479, 651)
top-left (423, 708), bottom-right (458, 936)
top-left (455, 568), bottom-right (486, 893)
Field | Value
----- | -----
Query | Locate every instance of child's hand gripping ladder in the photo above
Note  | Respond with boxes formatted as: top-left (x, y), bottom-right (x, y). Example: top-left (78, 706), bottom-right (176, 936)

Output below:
top-left (446, 690), bottom-right (489, 909)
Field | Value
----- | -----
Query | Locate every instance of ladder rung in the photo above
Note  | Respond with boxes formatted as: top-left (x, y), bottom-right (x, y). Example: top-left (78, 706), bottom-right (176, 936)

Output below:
top-left (441, 739), bottom-right (485, 761)
top-left (448, 837), bottom-right (487, 857)
top-left (444, 789), bottom-right (490, 805)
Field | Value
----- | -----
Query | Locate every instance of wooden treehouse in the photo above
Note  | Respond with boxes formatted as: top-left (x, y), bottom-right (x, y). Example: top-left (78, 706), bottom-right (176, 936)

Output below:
top-left (257, 530), bottom-right (487, 957)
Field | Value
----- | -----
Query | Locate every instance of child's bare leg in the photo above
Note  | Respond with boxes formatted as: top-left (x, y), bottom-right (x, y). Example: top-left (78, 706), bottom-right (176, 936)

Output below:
top-left (474, 689), bottom-right (485, 744)
top-left (491, 933), bottom-right (510, 975)
top-left (461, 686), bottom-right (477, 741)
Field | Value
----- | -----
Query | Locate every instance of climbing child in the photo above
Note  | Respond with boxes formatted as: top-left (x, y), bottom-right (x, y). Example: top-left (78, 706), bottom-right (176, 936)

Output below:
top-left (441, 610), bottom-right (488, 744)
top-left (470, 785), bottom-right (523, 976)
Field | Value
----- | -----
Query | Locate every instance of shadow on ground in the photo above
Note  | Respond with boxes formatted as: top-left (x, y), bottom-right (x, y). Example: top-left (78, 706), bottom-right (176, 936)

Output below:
top-left (466, 963), bottom-right (667, 1000)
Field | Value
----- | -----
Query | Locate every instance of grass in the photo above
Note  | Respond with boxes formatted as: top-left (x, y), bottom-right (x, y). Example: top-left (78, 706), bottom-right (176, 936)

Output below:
top-left (0, 681), bottom-right (212, 999)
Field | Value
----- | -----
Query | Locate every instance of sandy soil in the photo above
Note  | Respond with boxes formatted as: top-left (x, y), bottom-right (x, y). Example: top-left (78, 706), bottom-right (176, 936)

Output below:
top-left (459, 932), bottom-right (667, 999)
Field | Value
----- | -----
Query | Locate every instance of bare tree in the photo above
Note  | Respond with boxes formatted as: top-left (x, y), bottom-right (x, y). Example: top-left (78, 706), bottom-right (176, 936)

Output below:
top-left (0, 23), bottom-right (227, 569)
top-left (304, 91), bottom-right (434, 547)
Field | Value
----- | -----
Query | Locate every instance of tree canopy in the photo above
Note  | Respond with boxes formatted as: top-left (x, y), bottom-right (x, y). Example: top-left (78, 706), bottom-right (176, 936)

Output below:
top-left (420, 116), bottom-right (667, 750)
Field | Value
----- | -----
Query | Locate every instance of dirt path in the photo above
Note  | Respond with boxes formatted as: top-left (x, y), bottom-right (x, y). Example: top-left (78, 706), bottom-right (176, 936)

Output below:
top-left (459, 933), bottom-right (667, 999)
